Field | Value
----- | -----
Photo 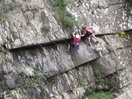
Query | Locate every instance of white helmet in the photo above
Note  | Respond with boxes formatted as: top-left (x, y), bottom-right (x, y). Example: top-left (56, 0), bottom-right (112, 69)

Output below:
top-left (76, 34), bottom-right (80, 38)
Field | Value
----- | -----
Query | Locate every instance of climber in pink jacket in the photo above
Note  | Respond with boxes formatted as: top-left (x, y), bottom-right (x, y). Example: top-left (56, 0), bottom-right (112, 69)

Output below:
top-left (82, 26), bottom-right (99, 46)
top-left (67, 30), bottom-right (84, 52)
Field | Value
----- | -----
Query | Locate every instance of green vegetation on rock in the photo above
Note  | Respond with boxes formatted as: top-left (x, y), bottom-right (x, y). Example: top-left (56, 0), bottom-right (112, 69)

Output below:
top-left (87, 91), bottom-right (113, 99)
top-left (54, 0), bottom-right (75, 28)
top-left (0, 0), bottom-right (21, 13)
top-left (0, 45), bottom-right (9, 54)
top-left (94, 71), bottom-right (102, 85)
top-left (119, 31), bottom-right (132, 44)
top-left (82, 70), bottom-right (114, 99)
top-left (94, 71), bottom-right (107, 88)
top-left (127, 31), bottom-right (132, 40)
top-left (7, 71), bottom-right (47, 95)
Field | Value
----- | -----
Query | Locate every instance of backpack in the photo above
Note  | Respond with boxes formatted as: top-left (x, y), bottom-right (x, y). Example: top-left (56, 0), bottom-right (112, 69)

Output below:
top-left (85, 27), bottom-right (93, 34)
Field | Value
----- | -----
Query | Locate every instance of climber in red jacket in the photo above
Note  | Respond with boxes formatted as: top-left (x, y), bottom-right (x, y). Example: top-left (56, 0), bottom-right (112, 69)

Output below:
top-left (67, 30), bottom-right (84, 52)
top-left (82, 26), bottom-right (99, 46)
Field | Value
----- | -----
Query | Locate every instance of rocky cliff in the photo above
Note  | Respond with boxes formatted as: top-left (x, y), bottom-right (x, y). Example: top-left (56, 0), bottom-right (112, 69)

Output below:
top-left (0, 0), bottom-right (132, 99)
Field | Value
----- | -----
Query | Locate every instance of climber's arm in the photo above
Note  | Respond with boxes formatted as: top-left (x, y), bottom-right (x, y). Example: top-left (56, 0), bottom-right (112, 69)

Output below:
top-left (72, 32), bottom-right (75, 37)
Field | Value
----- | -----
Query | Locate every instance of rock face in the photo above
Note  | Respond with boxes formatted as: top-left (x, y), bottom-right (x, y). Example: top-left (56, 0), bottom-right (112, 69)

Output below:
top-left (0, 0), bottom-right (131, 49)
top-left (0, 0), bottom-right (132, 99)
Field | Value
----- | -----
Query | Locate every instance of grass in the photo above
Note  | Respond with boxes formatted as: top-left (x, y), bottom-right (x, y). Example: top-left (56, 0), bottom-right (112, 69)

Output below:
top-left (54, 0), bottom-right (65, 7)
top-left (88, 91), bottom-right (113, 99)
top-left (82, 88), bottom-right (114, 99)
top-left (82, 70), bottom-right (114, 99)
top-left (54, 0), bottom-right (75, 28)
top-left (62, 15), bottom-right (74, 27)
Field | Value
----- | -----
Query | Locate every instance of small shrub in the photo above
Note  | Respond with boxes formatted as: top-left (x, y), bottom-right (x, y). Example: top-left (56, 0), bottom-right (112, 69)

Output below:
top-left (0, 45), bottom-right (9, 54)
top-left (94, 71), bottom-right (102, 85)
top-left (54, 0), bottom-right (74, 28)
top-left (15, 84), bottom-right (23, 94)
top-left (33, 71), bottom-right (46, 80)
top-left (119, 31), bottom-right (132, 44)
top-left (62, 16), bottom-right (74, 27)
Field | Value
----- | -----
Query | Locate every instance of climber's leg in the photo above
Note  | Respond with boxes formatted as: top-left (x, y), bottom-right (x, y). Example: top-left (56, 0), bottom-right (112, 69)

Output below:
top-left (92, 33), bottom-right (99, 44)
top-left (87, 36), bottom-right (92, 46)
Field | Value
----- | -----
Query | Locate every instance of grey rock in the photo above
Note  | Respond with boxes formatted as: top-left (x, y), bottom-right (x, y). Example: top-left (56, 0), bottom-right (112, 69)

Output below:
top-left (0, 0), bottom-right (131, 99)
top-left (115, 87), bottom-right (132, 99)
top-left (0, 0), bottom-right (131, 49)
top-left (4, 76), bottom-right (15, 89)
top-left (92, 47), bottom-right (131, 76)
